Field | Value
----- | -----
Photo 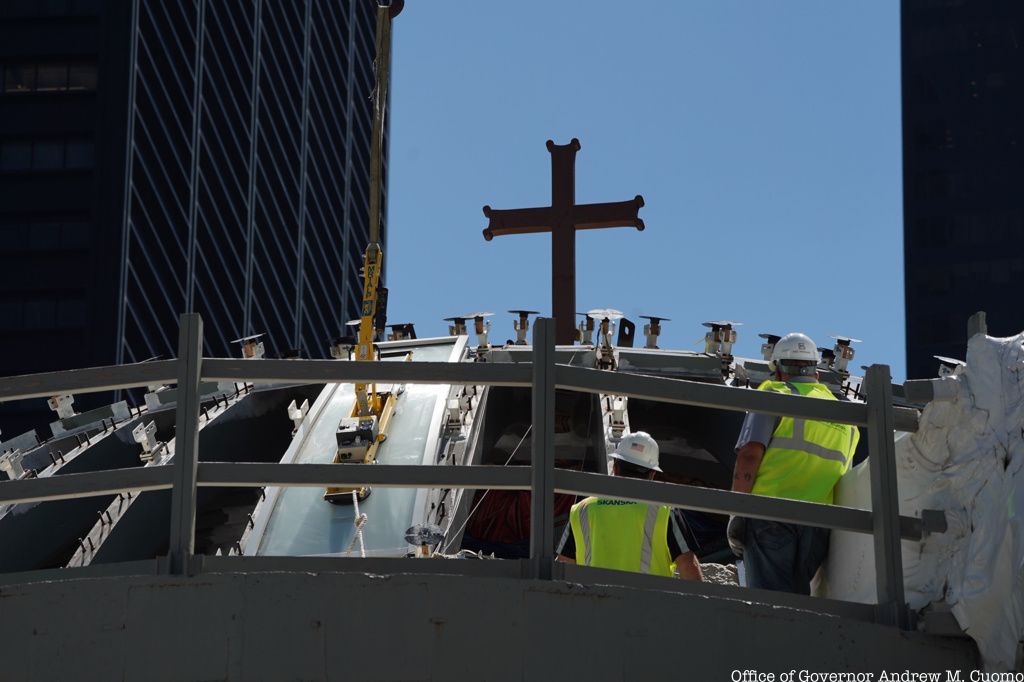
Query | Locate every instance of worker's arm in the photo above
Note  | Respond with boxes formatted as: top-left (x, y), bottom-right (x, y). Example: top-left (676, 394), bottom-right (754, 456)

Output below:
top-left (732, 442), bottom-right (765, 494)
top-left (555, 554), bottom-right (576, 564)
top-left (674, 551), bottom-right (702, 581)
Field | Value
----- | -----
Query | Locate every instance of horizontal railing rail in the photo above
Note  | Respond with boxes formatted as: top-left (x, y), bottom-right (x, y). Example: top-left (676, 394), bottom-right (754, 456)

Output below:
top-left (0, 361), bottom-right (913, 432)
top-left (0, 360), bottom-right (179, 403)
top-left (0, 466), bottom-right (174, 505)
top-left (0, 463), bottom-right (929, 542)
top-left (196, 463), bottom-right (532, 490)
top-left (556, 365), bottom-right (920, 432)
top-left (201, 358), bottom-right (534, 387)
top-left (0, 313), bottom-right (921, 629)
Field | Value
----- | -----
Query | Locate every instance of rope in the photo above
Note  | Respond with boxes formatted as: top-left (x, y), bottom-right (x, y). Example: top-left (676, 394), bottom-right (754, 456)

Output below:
top-left (345, 489), bottom-right (368, 558)
top-left (440, 424), bottom-right (532, 554)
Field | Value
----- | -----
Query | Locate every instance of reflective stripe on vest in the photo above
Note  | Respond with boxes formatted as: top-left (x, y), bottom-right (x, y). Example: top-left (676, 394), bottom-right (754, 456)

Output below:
top-left (751, 380), bottom-right (860, 505)
top-left (569, 498), bottom-right (673, 577)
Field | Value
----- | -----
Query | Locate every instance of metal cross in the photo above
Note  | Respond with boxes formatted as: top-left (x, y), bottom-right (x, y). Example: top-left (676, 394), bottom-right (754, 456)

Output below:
top-left (481, 138), bottom-right (645, 345)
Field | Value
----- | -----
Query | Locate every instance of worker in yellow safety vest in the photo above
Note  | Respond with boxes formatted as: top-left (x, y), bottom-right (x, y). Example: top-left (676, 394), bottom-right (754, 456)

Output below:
top-left (728, 332), bottom-right (860, 594)
top-left (556, 432), bottom-right (703, 581)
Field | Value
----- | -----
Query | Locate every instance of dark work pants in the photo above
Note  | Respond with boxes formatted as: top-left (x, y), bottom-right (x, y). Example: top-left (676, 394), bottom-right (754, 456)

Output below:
top-left (743, 519), bottom-right (830, 595)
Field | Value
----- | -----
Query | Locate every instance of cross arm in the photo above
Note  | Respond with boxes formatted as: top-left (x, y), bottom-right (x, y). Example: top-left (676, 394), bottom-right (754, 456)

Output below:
top-left (569, 196), bottom-right (645, 231)
top-left (482, 205), bottom-right (556, 241)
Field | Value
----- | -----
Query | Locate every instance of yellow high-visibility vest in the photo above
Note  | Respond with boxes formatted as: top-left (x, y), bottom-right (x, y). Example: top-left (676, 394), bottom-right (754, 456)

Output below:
top-left (752, 380), bottom-right (860, 505)
top-left (568, 498), bottom-right (674, 576)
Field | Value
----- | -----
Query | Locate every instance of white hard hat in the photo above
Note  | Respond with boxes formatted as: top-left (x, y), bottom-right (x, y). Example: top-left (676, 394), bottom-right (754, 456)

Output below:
top-left (610, 431), bottom-right (661, 472)
top-left (768, 332), bottom-right (819, 376)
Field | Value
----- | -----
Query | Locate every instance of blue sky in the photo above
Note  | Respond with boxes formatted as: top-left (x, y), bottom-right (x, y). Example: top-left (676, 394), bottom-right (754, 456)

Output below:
top-left (386, 2), bottom-right (905, 380)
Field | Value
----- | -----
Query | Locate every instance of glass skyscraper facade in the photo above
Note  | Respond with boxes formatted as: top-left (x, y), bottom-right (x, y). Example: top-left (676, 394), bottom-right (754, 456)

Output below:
top-left (0, 0), bottom-right (385, 433)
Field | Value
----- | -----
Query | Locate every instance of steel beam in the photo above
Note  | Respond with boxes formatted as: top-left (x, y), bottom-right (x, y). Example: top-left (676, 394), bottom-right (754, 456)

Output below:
top-left (168, 314), bottom-right (203, 575)
top-left (196, 463), bottom-right (532, 490)
top-left (865, 364), bottom-right (909, 628)
top-left (0, 466), bottom-right (173, 505)
top-left (530, 318), bottom-right (556, 579)
top-left (201, 358), bottom-right (532, 387)
top-left (0, 361), bottom-right (178, 403)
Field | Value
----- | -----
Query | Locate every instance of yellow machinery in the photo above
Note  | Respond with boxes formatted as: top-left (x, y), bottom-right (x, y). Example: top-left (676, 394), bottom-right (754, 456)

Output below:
top-left (324, 1), bottom-right (403, 504)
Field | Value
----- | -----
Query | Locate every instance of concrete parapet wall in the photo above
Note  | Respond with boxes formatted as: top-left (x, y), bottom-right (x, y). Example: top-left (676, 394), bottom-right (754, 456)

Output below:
top-left (0, 570), bottom-right (977, 681)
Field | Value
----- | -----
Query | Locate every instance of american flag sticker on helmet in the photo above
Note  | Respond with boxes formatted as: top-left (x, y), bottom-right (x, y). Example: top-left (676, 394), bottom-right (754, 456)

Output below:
top-left (630, 442), bottom-right (646, 453)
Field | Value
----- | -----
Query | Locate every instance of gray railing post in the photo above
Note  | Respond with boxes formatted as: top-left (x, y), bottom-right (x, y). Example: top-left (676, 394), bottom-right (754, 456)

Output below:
top-left (864, 364), bottom-right (909, 628)
top-left (168, 313), bottom-right (203, 575)
top-left (530, 317), bottom-right (555, 579)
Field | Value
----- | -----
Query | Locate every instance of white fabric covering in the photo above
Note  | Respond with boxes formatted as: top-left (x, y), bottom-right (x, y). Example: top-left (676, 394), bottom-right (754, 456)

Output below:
top-left (823, 331), bottom-right (1024, 671)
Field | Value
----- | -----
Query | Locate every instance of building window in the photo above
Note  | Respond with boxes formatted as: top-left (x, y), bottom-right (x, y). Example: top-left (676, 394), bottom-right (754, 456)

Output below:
top-left (32, 140), bottom-right (64, 169)
top-left (36, 63), bottom-right (68, 92)
top-left (5, 297), bottom-right (88, 331)
top-left (3, 65), bottom-right (35, 93)
top-left (0, 141), bottom-right (32, 170)
top-left (1, 61), bottom-right (96, 93)
top-left (0, 139), bottom-right (95, 172)
top-left (68, 63), bottom-right (97, 90)
top-left (0, 217), bottom-right (92, 253)
top-left (64, 140), bottom-right (94, 168)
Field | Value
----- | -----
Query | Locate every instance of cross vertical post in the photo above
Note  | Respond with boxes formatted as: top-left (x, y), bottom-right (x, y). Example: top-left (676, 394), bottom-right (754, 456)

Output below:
top-left (551, 142), bottom-right (577, 344)
top-left (482, 138), bottom-right (645, 345)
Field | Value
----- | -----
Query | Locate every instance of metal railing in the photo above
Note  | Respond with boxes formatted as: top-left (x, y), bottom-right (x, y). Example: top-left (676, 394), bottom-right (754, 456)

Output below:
top-left (0, 313), bottom-right (928, 628)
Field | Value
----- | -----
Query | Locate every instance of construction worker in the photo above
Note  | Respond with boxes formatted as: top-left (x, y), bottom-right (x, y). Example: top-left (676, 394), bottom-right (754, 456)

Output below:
top-left (728, 332), bottom-right (859, 594)
top-left (556, 432), bottom-right (703, 581)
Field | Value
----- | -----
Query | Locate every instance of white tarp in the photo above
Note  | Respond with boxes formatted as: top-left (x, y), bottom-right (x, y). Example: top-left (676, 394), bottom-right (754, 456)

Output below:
top-left (823, 331), bottom-right (1024, 670)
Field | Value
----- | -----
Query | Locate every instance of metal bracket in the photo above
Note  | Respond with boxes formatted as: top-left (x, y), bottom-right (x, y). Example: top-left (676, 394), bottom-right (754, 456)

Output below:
top-left (616, 317), bottom-right (635, 348)
top-left (704, 320), bottom-right (741, 377)
top-left (47, 394), bottom-right (75, 420)
top-left (330, 334), bottom-right (355, 360)
top-left (577, 312), bottom-right (595, 346)
top-left (231, 333), bottom-right (266, 360)
top-left (132, 421), bottom-right (165, 463)
top-left (935, 355), bottom-right (966, 378)
top-left (510, 309), bottom-right (538, 346)
top-left (50, 401), bottom-right (131, 437)
top-left (0, 450), bottom-right (26, 480)
top-left (287, 399), bottom-right (310, 432)
top-left (639, 315), bottom-right (669, 349)
top-left (386, 323), bottom-right (417, 342)
top-left (0, 429), bottom-right (39, 457)
top-left (759, 333), bottom-right (781, 361)
top-left (468, 312), bottom-right (493, 351)
top-left (444, 315), bottom-right (468, 337)
top-left (608, 396), bottom-right (627, 440)
top-left (588, 308), bottom-right (622, 370)
top-left (144, 383), bottom-right (223, 412)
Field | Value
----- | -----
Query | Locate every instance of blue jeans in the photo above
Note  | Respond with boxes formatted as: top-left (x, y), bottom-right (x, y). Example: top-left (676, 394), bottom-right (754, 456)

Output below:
top-left (743, 519), bottom-right (830, 595)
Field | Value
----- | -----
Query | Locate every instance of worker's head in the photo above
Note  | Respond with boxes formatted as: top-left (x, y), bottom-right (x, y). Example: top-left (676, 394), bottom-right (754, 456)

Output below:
top-left (609, 431), bottom-right (661, 479)
top-left (769, 332), bottom-right (819, 380)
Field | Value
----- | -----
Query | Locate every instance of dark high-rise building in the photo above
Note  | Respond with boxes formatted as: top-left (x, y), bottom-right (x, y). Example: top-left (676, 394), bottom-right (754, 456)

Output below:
top-left (902, 1), bottom-right (1024, 379)
top-left (0, 0), bottom-right (385, 433)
